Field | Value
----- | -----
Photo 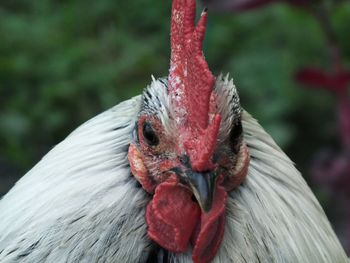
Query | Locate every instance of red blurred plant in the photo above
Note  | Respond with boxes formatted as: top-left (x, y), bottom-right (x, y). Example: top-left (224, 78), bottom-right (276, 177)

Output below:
top-left (201, 0), bottom-right (350, 253)
top-left (297, 63), bottom-right (350, 250)
top-left (294, 2), bottom-right (350, 204)
top-left (296, 68), bottom-right (350, 147)
top-left (295, 4), bottom-right (350, 250)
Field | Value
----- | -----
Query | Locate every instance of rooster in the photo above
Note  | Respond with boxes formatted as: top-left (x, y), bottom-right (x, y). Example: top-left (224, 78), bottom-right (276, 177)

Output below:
top-left (0, 0), bottom-right (348, 263)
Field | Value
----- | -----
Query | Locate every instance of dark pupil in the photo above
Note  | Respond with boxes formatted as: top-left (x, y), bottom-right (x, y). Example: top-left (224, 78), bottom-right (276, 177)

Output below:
top-left (142, 122), bottom-right (159, 146)
top-left (230, 121), bottom-right (242, 141)
top-left (230, 121), bottom-right (243, 154)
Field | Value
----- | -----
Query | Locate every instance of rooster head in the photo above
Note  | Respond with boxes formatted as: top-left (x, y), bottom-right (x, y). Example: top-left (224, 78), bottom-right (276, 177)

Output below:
top-left (128, 1), bottom-right (250, 262)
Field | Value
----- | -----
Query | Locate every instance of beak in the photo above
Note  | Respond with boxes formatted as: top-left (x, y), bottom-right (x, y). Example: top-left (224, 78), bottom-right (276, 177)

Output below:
top-left (185, 170), bottom-right (217, 213)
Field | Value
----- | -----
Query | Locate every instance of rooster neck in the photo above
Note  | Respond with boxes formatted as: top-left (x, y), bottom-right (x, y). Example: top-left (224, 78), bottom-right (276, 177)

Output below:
top-left (0, 95), bottom-right (348, 263)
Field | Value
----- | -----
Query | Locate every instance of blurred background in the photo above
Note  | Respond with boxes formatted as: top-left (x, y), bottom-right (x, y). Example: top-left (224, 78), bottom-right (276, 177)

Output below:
top-left (0, 0), bottom-right (349, 254)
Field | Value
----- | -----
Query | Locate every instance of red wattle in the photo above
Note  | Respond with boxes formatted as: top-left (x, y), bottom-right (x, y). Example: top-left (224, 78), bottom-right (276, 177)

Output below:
top-left (146, 177), bottom-right (227, 263)
top-left (146, 180), bottom-right (200, 252)
top-left (192, 184), bottom-right (227, 263)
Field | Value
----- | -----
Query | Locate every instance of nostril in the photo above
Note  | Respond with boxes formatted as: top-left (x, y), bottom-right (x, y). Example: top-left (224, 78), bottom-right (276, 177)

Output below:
top-left (191, 194), bottom-right (197, 203)
top-left (179, 155), bottom-right (190, 167)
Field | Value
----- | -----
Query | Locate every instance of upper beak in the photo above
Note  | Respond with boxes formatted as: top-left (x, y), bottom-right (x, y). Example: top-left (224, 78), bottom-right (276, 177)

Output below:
top-left (185, 170), bottom-right (217, 213)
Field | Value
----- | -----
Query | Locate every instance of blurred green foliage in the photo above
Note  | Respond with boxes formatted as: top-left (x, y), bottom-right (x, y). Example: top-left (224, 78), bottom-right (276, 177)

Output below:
top-left (0, 0), bottom-right (349, 205)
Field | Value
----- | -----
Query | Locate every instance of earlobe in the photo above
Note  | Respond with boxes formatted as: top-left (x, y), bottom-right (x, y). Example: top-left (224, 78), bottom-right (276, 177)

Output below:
top-left (224, 143), bottom-right (250, 192)
top-left (128, 143), bottom-right (156, 193)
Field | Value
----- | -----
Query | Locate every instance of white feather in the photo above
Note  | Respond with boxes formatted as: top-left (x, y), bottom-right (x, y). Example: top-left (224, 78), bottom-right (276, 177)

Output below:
top-left (0, 97), bottom-right (152, 262)
top-left (0, 95), bottom-right (348, 262)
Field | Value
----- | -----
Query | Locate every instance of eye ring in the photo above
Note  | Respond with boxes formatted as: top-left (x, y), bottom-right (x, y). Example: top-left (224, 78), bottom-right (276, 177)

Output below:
top-left (142, 122), bottom-right (159, 146)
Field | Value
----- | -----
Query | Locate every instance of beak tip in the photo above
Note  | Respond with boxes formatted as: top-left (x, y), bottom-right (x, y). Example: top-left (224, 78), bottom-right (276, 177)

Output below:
top-left (187, 171), bottom-right (216, 213)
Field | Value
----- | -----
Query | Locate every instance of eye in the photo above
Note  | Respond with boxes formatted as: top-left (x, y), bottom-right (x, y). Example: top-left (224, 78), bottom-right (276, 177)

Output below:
top-left (142, 122), bottom-right (159, 146)
top-left (230, 121), bottom-right (243, 154)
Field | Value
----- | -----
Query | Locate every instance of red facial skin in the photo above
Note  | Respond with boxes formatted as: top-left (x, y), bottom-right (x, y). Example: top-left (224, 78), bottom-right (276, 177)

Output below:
top-left (127, 115), bottom-right (249, 263)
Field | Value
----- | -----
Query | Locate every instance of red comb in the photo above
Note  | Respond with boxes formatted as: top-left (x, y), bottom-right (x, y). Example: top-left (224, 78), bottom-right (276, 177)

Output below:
top-left (169, 0), bottom-right (221, 172)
